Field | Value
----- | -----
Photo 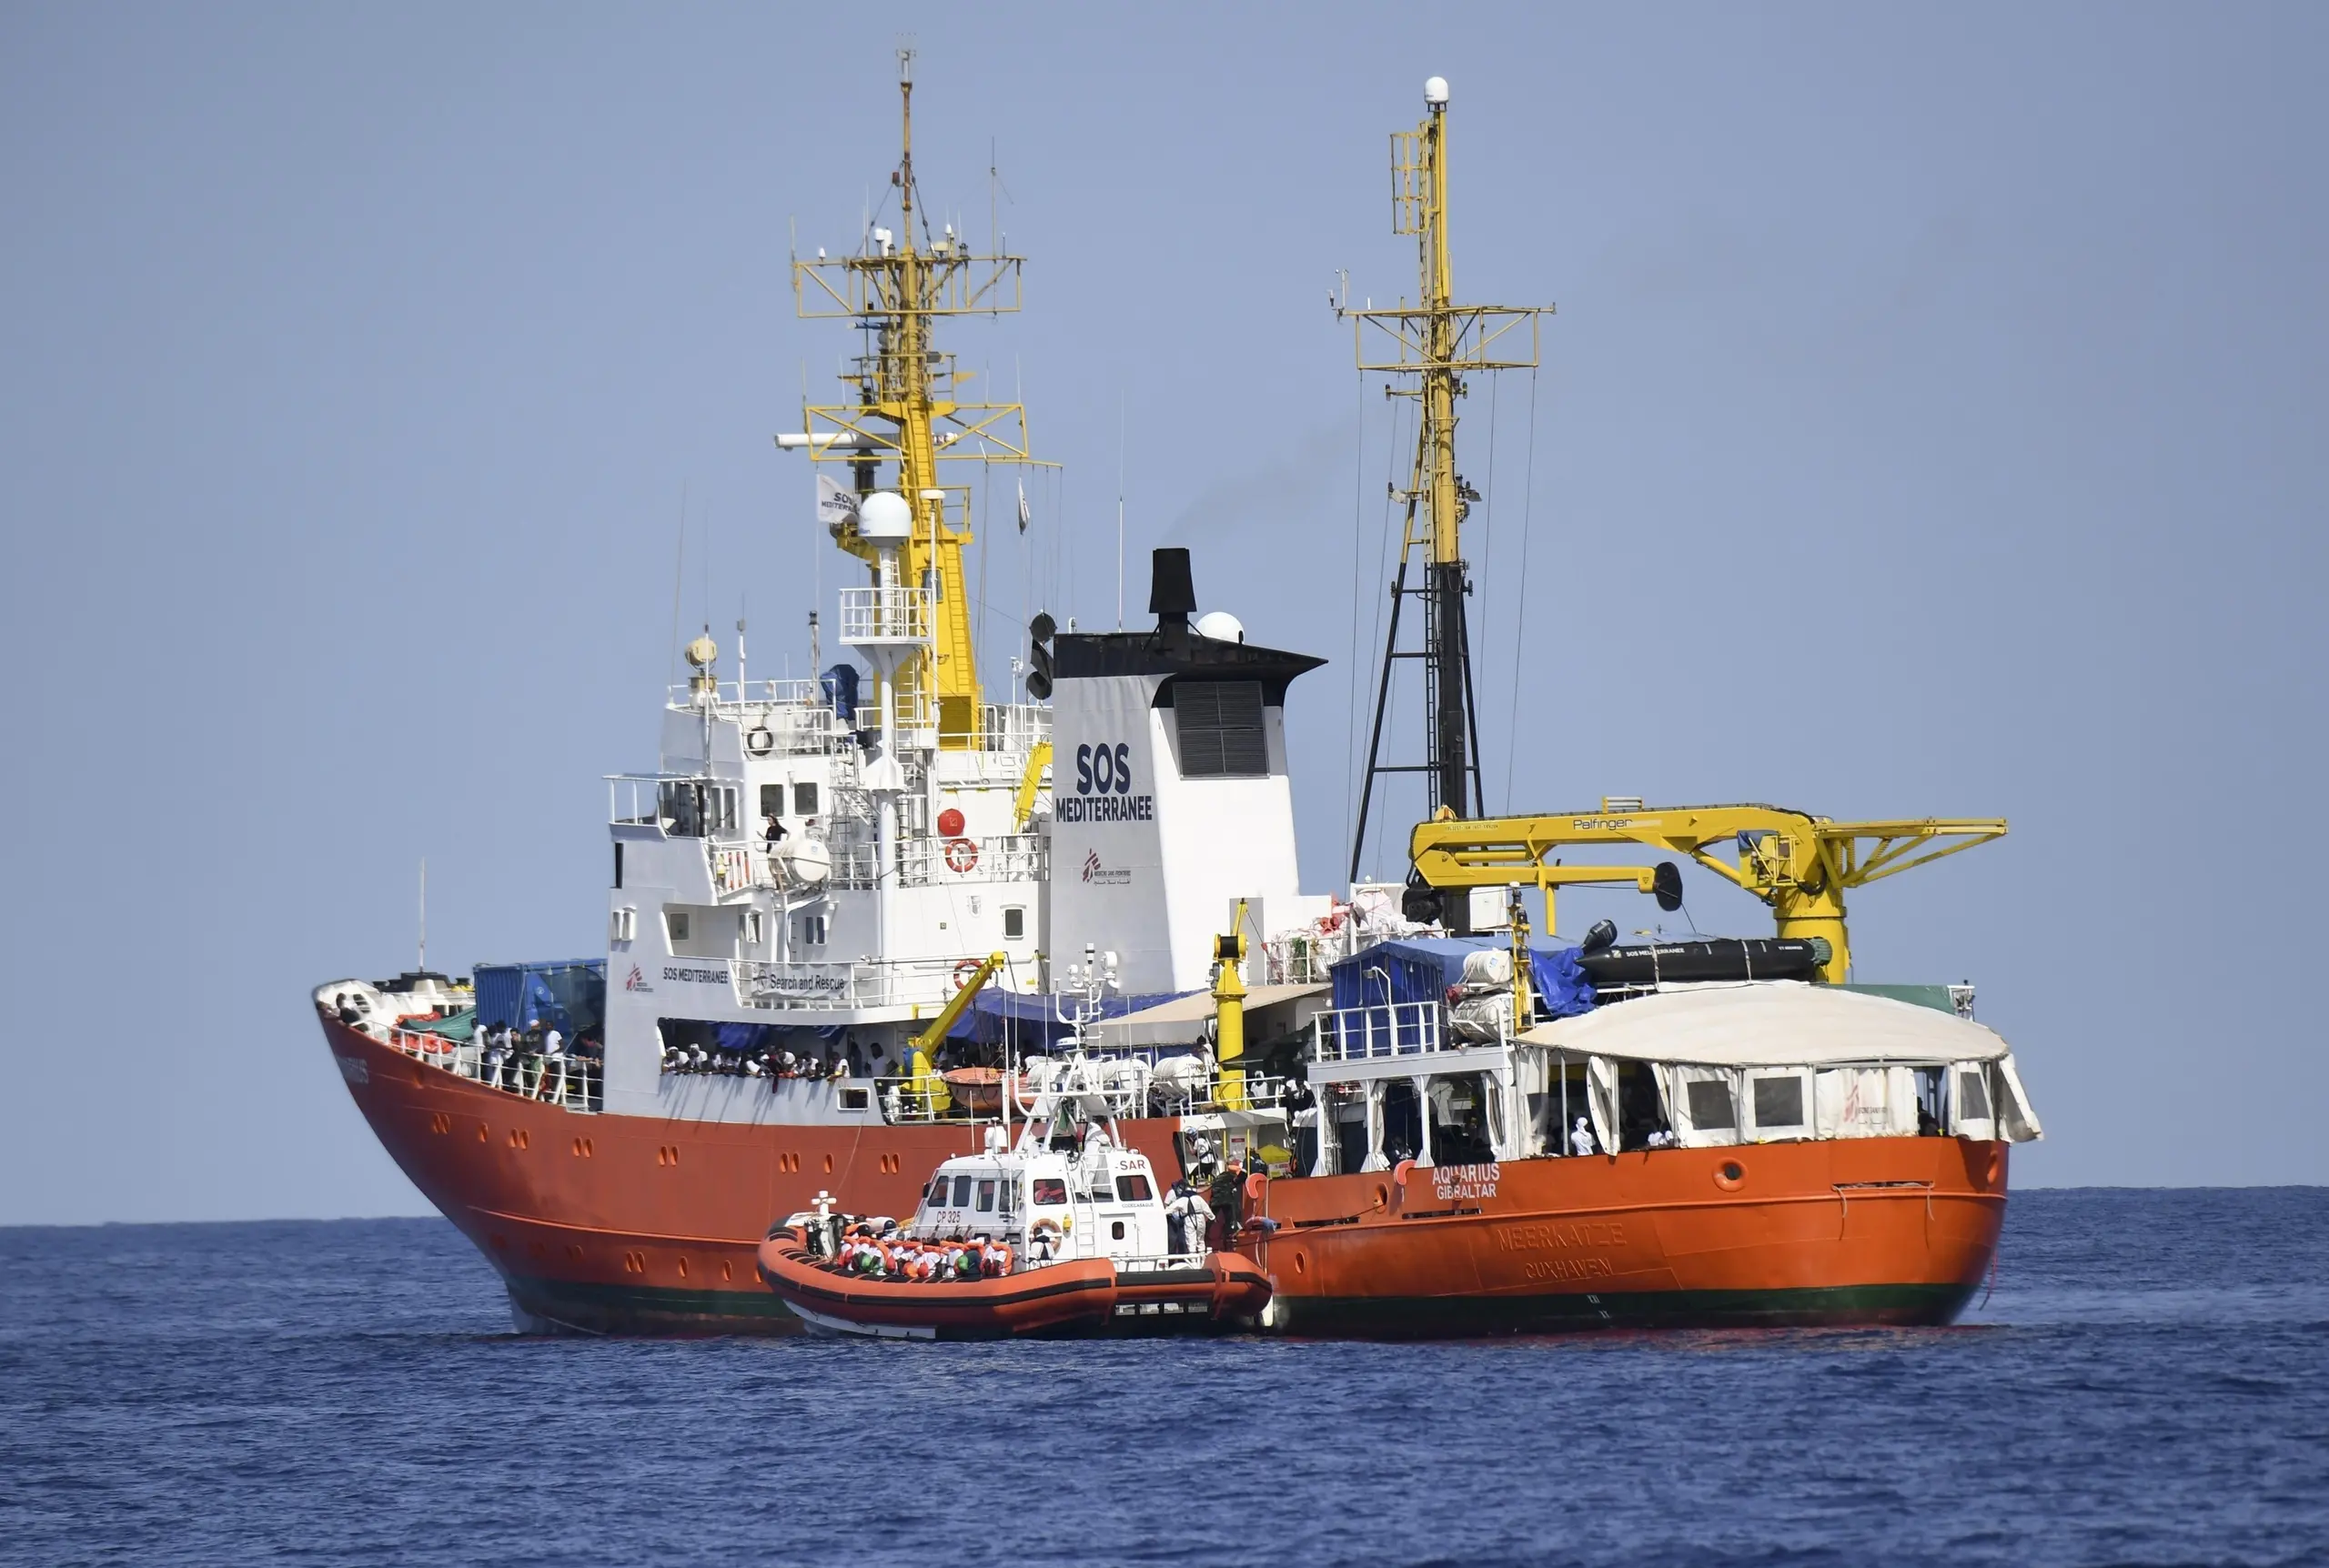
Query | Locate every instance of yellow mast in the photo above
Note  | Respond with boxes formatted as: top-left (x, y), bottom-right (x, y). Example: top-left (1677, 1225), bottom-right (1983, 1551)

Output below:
top-left (1344, 76), bottom-right (1548, 893)
top-left (786, 49), bottom-right (1052, 748)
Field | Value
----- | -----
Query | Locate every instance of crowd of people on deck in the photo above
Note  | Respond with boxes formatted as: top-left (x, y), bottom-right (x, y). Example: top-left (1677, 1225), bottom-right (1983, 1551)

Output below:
top-left (659, 1040), bottom-right (863, 1081)
top-left (825, 1221), bottom-right (1017, 1282)
top-left (475, 1018), bottom-right (600, 1101)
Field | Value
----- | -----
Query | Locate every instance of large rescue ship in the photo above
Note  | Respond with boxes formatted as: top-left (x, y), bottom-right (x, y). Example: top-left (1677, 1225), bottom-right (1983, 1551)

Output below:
top-left (317, 63), bottom-right (2041, 1336)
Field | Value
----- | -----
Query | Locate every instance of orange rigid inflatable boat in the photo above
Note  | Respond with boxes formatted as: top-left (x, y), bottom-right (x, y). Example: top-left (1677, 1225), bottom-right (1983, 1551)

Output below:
top-left (757, 1227), bottom-right (1271, 1340)
top-left (754, 1131), bottom-right (1272, 1338)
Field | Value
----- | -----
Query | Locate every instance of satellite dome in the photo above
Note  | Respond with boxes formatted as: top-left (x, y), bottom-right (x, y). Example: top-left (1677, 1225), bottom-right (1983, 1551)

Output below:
top-left (856, 490), bottom-right (913, 543)
top-left (1424, 75), bottom-right (1449, 106)
top-left (1194, 610), bottom-right (1245, 644)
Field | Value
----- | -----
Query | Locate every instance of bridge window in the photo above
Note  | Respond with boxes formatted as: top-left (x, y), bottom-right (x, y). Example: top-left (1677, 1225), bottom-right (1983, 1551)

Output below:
top-left (953, 1174), bottom-right (974, 1208)
top-left (976, 1181), bottom-right (996, 1211)
top-left (1174, 680), bottom-right (1267, 777)
top-left (1032, 1178), bottom-right (1068, 1206)
top-left (1114, 1173), bottom-right (1154, 1202)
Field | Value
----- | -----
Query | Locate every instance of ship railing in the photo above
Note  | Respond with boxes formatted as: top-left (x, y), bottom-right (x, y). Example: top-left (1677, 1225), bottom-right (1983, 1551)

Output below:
top-left (606, 774), bottom-right (744, 837)
top-left (381, 1026), bottom-right (600, 1112)
top-left (1311, 1000), bottom-right (1447, 1062)
top-left (839, 585), bottom-right (933, 646)
top-left (816, 832), bottom-right (1048, 890)
top-left (736, 954), bottom-right (976, 1012)
top-left (660, 682), bottom-right (854, 755)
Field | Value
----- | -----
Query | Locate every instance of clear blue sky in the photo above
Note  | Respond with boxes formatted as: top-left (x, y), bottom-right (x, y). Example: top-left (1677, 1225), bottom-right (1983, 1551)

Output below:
top-left (3, 5), bottom-right (2322, 1222)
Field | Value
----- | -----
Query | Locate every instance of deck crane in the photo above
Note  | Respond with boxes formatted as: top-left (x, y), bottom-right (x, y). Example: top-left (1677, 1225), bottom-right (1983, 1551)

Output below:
top-left (1406, 802), bottom-right (2006, 983)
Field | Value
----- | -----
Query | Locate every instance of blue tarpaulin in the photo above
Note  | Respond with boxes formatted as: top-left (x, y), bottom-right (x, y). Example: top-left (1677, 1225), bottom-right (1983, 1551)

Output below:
top-left (953, 986), bottom-right (1194, 1050)
top-left (1326, 936), bottom-right (1595, 1049)
top-left (821, 664), bottom-right (860, 725)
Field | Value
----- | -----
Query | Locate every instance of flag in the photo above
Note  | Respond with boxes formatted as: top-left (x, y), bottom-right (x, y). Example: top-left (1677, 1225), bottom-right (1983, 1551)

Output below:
top-left (816, 473), bottom-right (859, 535)
top-left (1016, 478), bottom-right (1031, 534)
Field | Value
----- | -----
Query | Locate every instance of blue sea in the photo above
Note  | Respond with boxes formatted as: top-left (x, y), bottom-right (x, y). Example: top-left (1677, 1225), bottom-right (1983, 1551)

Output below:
top-left (2, 1189), bottom-right (2324, 1567)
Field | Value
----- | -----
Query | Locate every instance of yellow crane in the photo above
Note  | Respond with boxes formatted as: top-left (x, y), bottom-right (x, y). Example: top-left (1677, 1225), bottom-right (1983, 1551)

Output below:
top-left (903, 951), bottom-right (1006, 1115)
top-left (1407, 802), bottom-right (2006, 983)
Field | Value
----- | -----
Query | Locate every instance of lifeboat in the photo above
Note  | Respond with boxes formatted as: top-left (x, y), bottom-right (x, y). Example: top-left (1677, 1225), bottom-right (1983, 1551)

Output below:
top-left (755, 1122), bottom-right (1272, 1340)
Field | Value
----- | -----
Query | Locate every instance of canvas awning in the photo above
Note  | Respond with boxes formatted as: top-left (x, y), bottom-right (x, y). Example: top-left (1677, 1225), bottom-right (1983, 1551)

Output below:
top-left (1093, 983), bottom-right (1331, 1049)
top-left (1517, 981), bottom-right (2010, 1067)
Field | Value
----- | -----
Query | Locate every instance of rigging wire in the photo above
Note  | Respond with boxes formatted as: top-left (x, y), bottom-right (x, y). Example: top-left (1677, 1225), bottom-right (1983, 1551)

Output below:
top-left (1341, 370), bottom-right (1366, 870)
top-left (1476, 372), bottom-right (1500, 799)
top-left (1503, 367), bottom-right (1541, 812)
top-left (1357, 387), bottom-right (1410, 883)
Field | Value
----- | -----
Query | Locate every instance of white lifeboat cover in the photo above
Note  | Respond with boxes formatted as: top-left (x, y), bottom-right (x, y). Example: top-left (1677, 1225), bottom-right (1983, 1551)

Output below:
top-left (1517, 982), bottom-right (2009, 1067)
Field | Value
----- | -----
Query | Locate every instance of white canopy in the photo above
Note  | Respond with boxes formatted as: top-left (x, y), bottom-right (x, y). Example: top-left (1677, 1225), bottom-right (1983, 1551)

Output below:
top-left (1517, 982), bottom-right (2010, 1067)
top-left (1093, 983), bottom-right (1330, 1049)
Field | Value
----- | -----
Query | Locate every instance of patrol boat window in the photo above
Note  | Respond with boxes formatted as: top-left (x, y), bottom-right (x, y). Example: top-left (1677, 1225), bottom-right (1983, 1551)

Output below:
top-left (1031, 1178), bottom-right (1068, 1206)
top-left (976, 1181), bottom-right (997, 1211)
top-left (953, 1175), bottom-right (974, 1208)
top-left (927, 1175), bottom-right (952, 1205)
top-left (1114, 1173), bottom-right (1154, 1202)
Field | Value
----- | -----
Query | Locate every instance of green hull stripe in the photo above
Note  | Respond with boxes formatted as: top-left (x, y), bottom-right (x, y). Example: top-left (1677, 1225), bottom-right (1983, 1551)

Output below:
top-left (1274, 1281), bottom-right (1979, 1337)
top-left (502, 1271), bottom-right (804, 1334)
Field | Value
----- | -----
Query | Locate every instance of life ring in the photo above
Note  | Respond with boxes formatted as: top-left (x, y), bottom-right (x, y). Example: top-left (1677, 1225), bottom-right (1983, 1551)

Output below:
top-left (952, 958), bottom-right (986, 991)
top-left (943, 838), bottom-right (978, 873)
top-left (745, 725), bottom-right (775, 757)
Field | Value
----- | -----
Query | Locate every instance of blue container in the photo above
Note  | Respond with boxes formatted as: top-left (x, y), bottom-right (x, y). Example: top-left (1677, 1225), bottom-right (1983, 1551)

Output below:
top-left (475, 960), bottom-right (606, 1038)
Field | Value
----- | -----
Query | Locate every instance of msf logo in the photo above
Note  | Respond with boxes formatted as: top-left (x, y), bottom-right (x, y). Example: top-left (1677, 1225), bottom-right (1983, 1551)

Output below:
top-left (624, 964), bottom-right (652, 993)
top-left (1081, 849), bottom-right (1131, 886)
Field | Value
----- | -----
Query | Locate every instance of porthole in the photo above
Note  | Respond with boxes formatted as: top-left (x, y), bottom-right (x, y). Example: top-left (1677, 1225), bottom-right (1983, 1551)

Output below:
top-left (1714, 1161), bottom-right (1747, 1191)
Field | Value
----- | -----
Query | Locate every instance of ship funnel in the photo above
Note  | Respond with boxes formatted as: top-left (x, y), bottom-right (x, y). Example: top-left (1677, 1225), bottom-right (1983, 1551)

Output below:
top-left (1149, 548), bottom-right (1196, 630)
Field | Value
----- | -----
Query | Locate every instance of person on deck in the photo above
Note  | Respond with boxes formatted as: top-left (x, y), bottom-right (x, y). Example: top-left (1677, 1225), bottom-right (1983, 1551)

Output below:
top-left (1208, 1159), bottom-right (1246, 1249)
top-left (1570, 1116), bottom-right (1598, 1157)
top-left (1165, 1180), bottom-right (1215, 1258)
top-left (539, 1024), bottom-right (566, 1101)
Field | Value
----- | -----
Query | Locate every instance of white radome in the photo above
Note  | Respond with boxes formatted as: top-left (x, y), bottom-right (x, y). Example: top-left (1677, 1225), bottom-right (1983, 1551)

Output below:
top-left (856, 490), bottom-right (913, 542)
top-left (1194, 610), bottom-right (1245, 643)
top-left (1424, 75), bottom-right (1449, 106)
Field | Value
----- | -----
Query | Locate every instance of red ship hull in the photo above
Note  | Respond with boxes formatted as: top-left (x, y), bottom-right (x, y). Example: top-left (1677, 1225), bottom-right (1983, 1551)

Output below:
top-left (1245, 1140), bottom-right (2008, 1335)
top-left (323, 1015), bottom-right (1189, 1333)
top-left (325, 1016), bottom-right (2007, 1336)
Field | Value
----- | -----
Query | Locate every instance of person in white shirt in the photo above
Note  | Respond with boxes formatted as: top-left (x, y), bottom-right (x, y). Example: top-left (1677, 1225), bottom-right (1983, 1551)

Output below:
top-left (539, 1026), bottom-right (566, 1102)
top-left (1570, 1116), bottom-right (1598, 1157)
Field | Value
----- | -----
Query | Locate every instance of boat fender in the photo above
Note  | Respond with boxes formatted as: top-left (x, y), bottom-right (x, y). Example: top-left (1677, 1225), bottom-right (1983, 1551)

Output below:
top-left (745, 725), bottom-right (776, 757)
top-left (943, 838), bottom-right (979, 873)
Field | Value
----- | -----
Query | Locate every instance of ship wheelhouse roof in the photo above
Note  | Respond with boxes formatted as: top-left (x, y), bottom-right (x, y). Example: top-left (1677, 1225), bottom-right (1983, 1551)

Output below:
top-left (1517, 981), bottom-right (2010, 1067)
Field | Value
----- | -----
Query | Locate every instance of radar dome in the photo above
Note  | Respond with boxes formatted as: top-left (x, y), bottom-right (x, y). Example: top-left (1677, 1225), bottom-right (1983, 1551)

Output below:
top-left (856, 490), bottom-right (913, 543)
top-left (1424, 75), bottom-right (1449, 106)
top-left (684, 633), bottom-right (719, 668)
top-left (1194, 610), bottom-right (1245, 644)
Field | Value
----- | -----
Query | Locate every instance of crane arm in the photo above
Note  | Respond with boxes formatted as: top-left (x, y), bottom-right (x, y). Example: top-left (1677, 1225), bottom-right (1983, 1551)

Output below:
top-left (905, 951), bottom-right (1007, 1115)
top-left (1407, 804), bottom-right (2004, 983)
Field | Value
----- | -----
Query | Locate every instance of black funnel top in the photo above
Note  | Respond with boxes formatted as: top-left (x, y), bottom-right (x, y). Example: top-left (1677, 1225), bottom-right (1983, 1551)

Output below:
top-left (1149, 548), bottom-right (1196, 628)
